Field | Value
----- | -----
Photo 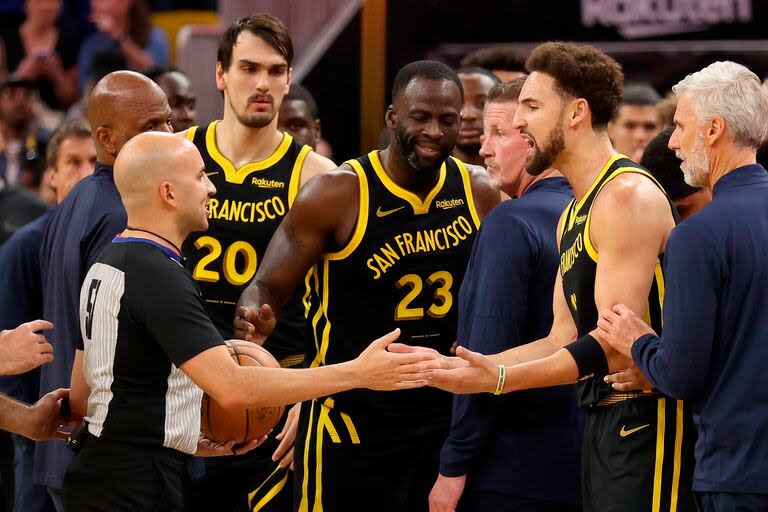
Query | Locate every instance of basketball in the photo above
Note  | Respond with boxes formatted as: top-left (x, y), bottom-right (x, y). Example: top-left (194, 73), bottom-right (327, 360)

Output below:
top-left (201, 340), bottom-right (285, 444)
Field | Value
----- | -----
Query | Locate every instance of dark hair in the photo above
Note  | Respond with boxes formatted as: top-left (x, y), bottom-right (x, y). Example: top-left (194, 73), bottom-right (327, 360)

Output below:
top-left (487, 75), bottom-right (528, 104)
top-left (391, 60), bottom-right (463, 103)
top-left (623, 83), bottom-right (661, 106)
top-left (46, 118), bottom-right (92, 168)
top-left (457, 67), bottom-right (501, 84)
top-left (127, 0), bottom-right (151, 49)
top-left (640, 126), bottom-right (699, 200)
top-left (526, 42), bottom-right (624, 129)
top-left (460, 46), bottom-right (527, 73)
top-left (217, 14), bottom-right (294, 70)
top-left (284, 83), bottom-right (319, 119)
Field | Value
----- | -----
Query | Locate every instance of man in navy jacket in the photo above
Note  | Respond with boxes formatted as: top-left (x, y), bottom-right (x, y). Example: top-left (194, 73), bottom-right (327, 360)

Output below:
top-left (429, 78), bottom-right (583, 512)
top-left (599, 61), bottom-right (768, 511)
top-left (35, 71), bottom-right (172, 510)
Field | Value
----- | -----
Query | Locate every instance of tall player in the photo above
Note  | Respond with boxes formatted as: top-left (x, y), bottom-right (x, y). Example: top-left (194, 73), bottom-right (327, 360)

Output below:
top-left (421, 43), bottom-right (696, 512)
top-left (180, 14), bottom-right (336, 512)
top-left (235, 61), bottom-right (499, 511)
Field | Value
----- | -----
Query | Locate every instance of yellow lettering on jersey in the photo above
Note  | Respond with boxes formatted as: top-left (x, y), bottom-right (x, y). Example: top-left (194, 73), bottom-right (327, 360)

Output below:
top-left (366, 215), bottom-right (475, 279)
top-left (208, 197), bottom-right (287, 224)
top-left (560, 233), bottom-right (584, 276)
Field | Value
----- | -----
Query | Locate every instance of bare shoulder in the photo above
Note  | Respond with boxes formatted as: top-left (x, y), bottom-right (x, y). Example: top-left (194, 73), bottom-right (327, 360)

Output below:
top-left (591, 172), bottom-right (674, 250)
top-left (464, 162), bottom-right (500, 219)
top-left (296, 162), bottom-right (359, 205)
top-left (299, 150), bottom-right (338, 186)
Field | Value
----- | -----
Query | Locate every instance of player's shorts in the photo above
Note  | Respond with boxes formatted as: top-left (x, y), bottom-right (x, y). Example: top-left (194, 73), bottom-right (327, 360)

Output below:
top-left (582, 394), bottom-right (696, 512)
top-left (293, 398), bottom-right (449, 512)
top-left (63, 433), bottom-right (187, 512)
top-left (248, 463), bottom-right (293, 512)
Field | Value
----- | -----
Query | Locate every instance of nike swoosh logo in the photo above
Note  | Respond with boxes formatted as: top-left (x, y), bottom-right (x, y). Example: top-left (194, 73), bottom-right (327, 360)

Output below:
top-left (205, 171), bottom-right (220, 177)
top-left (620, 424), bottom-right (650, 437)
top-left (376, 205), bottom-right (405, 218)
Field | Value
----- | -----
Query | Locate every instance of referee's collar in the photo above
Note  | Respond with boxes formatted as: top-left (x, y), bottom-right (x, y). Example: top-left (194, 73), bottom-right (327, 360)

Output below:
top-left (112, 236), bottom-right (183, 264)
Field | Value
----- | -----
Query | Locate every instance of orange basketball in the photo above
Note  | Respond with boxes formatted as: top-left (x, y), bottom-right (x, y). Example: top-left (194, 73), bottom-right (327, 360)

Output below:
top-left (201, 340), bottom-right (285, 444)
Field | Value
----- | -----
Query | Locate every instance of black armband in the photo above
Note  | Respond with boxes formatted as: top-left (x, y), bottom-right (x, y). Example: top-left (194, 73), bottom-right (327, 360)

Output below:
top-left (563, 334), bottom-right (608, 378)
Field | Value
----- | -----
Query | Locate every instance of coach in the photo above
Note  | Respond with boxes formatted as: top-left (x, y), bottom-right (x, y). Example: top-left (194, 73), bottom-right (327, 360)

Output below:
top-left (598, 61), bottom-right (768, 511)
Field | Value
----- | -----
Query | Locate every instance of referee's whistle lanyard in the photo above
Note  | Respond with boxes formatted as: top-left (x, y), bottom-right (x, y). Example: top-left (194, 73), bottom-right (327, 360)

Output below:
top-left (120, 227), bottom-right (186, 264)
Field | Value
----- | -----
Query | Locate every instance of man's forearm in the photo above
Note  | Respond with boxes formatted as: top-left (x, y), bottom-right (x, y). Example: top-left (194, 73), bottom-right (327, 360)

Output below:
top-left (502, 349), bottom-right (579, 393)
top-left (491, 337), bottom-right (564, 367)
top-left (0, 393), bottom-right (31, 436)
top-left (227, 362), bottom-right (361, 408)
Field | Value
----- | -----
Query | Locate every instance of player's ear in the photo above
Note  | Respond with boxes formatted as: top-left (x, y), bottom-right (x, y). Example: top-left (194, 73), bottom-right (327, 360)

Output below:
top-left (215, 62), bottom-right (226, 93)
top-left (385, 105), bottom-right (396, 129)
top-left (569, 98), bottom-right (589, 128)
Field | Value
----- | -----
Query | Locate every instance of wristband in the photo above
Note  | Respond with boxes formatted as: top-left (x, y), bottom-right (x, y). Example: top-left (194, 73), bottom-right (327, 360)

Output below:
top-left (563, 334), bottom-right (608, 378)
top-left (493, 364), bottom-right (506, 395)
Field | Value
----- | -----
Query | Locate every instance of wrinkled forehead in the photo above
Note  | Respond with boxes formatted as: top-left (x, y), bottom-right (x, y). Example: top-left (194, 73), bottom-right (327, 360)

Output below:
top-left (396, 78), bottom-right (462, 112)
top-left (484, 101), bottom-right (519, 127)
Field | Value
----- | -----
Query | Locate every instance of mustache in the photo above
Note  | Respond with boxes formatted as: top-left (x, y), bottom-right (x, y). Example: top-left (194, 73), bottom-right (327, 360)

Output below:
top-left (247, 93), bottom-right (273, 105)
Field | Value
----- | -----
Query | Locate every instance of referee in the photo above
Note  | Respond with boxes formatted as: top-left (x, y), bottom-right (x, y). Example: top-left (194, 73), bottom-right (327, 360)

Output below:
top-left (63, 132), bottom-right (438, 511)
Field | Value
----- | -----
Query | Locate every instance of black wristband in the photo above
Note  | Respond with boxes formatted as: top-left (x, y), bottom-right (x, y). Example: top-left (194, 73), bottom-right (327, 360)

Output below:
top-left (563, 334), bottom-right (608, 378)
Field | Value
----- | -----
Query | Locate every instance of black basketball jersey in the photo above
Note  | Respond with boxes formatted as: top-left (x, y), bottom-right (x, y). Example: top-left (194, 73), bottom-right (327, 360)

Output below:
top-left (305, 151), bottom-right (480, 428)
top-left (559, 154), bottom-right (676, 405)
top-left (182, 121), bottom-right (311, 365)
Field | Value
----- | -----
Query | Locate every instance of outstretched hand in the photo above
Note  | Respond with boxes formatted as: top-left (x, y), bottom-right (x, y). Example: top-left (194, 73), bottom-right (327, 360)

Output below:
top-left (426, 346), bottom-right (498, 395)
top-left (0, 320), bottom-right (55, 376)
top-left (387, 343), bottom-right (467, 370)
top-left (233, 304), bottom-right (276, 344)
top-left (352, 329), bottom-right (440, 391)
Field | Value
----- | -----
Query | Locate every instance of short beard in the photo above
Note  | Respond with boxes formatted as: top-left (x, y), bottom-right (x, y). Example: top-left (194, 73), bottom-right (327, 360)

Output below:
top-left (230, 95), bottom-right (275, 128)
top-left (527, 125), bottom-right (564, 176)
top-left (395, 122), bottom-right (450, 173)
top-left (677, 132), bottom-right (709, 187)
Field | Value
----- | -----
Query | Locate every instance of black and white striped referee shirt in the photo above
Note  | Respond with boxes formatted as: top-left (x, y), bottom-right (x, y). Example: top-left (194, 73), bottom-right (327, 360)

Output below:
top-left (78, 237), bottom-right (224, 454)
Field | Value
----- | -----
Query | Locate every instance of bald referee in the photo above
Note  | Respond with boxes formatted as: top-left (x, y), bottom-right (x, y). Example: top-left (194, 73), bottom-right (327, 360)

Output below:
top-left (64, 132), bottom-right (438, 511)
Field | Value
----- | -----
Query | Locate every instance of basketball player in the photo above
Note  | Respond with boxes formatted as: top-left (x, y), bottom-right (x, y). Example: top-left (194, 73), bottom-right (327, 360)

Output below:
top-left (235, 61), bottom-right (499, 511)
top-left (421, 43), bottom-right (696, 512)
top-left (180, 14), bottom-right (336, 511)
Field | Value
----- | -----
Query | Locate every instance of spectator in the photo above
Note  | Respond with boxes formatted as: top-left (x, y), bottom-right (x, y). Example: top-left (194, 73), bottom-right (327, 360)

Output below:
top-left (0, 118), bottom-right (94, 512)
top-left (77, 0), bottom-right (168, 94)
top-left (0, 175), bottom-right (49, 246)
top-left (656, 91), bottom-right (677, 129)
top-left (453, 67), bottom-right (499, 166)
top-left (607, 83), bottom-right (662, 162)
top-left (460, 45), bottom-right (527, 82)
top-left (65, 50), bottom-right (126, 122)
top-left (0, 76), bottom-right (50, 189)
top-left (1, 0), bottom-right (79, 110)
top-left (277, 82), bottom-right (321, 149)
top-left (641, 126), bottom-right (711, 220)
top-left (144, 66), bottom-right (196, 132)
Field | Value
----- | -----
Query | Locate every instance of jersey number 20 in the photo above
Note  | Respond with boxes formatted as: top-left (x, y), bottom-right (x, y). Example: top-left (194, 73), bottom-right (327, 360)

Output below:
top-left (193, 236), bottom-right (257, 286)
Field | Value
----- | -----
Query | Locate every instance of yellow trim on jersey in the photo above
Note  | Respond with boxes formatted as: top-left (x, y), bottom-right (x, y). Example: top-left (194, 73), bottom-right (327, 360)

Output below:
top-left (310, 260), bottom-right (332, 368)
top-left (309, 265), bottom-right (323, 365)
top-left (299, 400), bottom-right (316, 512)
top-left (581, 164), bottom-right (664, 263)
top-left (655, 261), bottom-right (665, 327)
top-left (369, 150), bottom-right (446, 215)
top-left (652, 398), bottom-right (666, 512)
top-left (570, 153), bottom-right (625, 223)
top-left (248, 465), bottom-right (290, 511)
top-left (289, 145), bottom-right (312, 208)
top-left (670, 400), bottom-right (684, 512)
top-left (340, 412), bottom-right (360, 444)
top-left (204, 120), bottom-right (294, 184)
top-left (454, 157), bottom-right (481, 228)
top-left (324, 160), bottom-right (369, 261)
top-left (302, 269), bottom-right (314, 318)
top-left (185, 125), bottom-right (198, 142)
